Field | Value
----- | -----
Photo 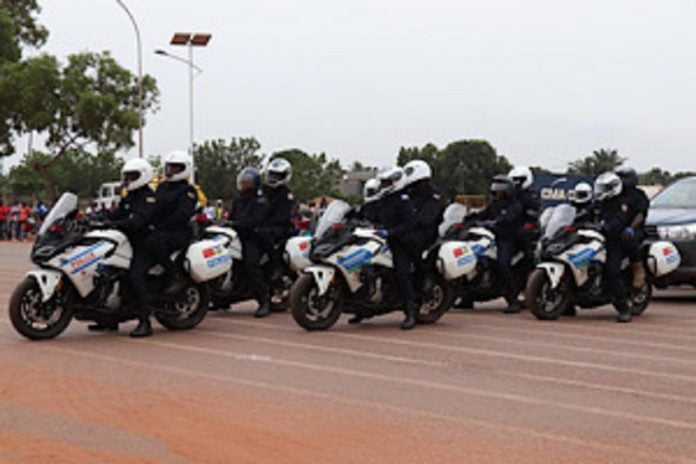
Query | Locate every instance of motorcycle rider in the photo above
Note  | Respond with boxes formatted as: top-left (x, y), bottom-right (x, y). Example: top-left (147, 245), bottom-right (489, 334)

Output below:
top-left (509, 166), bottom-right (541, 260)
top-left (91, 158), bottom-right (157, 333)
top-left (402, 160), bottom-right (445, 295)
top-left (569, 182), bottom-right (595, 224)
top-left (358, 178), bottom-right (381, 224)
top-left (468, 175), bottom-right (524, 313)
top-left (595, 172), bottom-right (633, 323)
top-left (616, 166), bottom-right (649, 290)
top-left (259, 158), bottom-right (295, 282)
top-left (131, 151), bottom-right (197, 337)
top-left (228, 167), bottom-right (272, 318)
top-left (375, 167), bottom-right (418, 330)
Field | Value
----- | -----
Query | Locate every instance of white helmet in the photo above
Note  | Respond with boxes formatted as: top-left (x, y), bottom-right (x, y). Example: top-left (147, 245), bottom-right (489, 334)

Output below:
top-left (377, 167), bottom-right (406, 197)
top-left (121, 158), bottom-right (154, 192)
top-left (403, 160), bottom-right (432, 187)
top-left (594, 172), bottom-right (623, 201)
top-left (569, 182), bottom-right (593, 205)
top-left (363, 178), bottom-right (381, 204)
top-left (163, 150), bottom-right (194, 182)
top-left (265, 157), bottom-right (293, 188)
top-left (509, 166), bottom-right (533, 190)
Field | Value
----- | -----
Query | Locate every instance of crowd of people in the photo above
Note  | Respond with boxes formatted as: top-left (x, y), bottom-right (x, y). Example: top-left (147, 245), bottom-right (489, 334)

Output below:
top-left (0, 199), bottom-right (48, 241)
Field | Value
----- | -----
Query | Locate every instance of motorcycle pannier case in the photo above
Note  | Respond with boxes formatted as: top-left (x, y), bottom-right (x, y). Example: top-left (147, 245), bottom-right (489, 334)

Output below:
top-left (438, 241), bottom-right (477, 280)
top-left (186, 237), bottom-right (233, 283)
top-left (647, 241), bottom-right (681, 277)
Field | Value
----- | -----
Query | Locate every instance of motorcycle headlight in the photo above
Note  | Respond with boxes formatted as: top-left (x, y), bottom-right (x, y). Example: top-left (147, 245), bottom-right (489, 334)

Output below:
top-left (657, 223), bottom-right (696, 240)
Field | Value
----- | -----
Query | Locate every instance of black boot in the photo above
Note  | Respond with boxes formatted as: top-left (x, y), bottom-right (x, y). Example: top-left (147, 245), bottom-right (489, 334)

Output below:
top-left (454, 298), bottom-right (474, 309)
top-left (503, 299), bottom-right (522, 314)
top-left (348, 314), bottom-right (363, 325)
top-left (616, 305), bottom-right (632, 323)
top-left (400, 303), bottom-right (417, 331)
top-left (563, 305), bottom-right (577, 317)
top-left (88, 322), bottom-right (119, 332)
top-left (130, 318), bottom-right (153, 338)
top-left (254, 298), bottom-right (271, 318)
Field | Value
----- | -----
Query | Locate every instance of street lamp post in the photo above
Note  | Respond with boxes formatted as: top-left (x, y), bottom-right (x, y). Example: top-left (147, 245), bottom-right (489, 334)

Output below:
top-left (115, 0), bottom-right (144, 158)
top-left (156, 33), bottom-right (212, 157)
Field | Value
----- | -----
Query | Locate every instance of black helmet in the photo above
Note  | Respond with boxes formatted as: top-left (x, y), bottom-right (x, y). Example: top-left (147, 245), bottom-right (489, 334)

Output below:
top-left (616, 166), bottom-right (638, 189)
top-left (490, 175), bottom-right (514, 200)
top-left (236, 166), bottom-right (261, 193)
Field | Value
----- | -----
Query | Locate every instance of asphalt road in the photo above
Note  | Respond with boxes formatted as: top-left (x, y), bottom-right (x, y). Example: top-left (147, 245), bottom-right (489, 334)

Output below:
top-left (1, 242), bottom-right (695, 463)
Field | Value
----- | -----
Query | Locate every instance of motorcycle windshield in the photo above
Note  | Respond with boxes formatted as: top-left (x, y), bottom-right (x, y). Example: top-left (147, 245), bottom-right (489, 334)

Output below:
top-left (38, 192), bottom-right (78, 236)
top-left (315, 200), bottom-right (352, 239)
top-left (439, 203), bottom-right (468, 237)
top-left (544, 204), bottom-right (576, 239)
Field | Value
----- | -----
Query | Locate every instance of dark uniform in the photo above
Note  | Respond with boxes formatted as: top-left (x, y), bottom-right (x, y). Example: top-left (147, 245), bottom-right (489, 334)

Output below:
top-left (230, 189), bottom-right (271, 307)
top-left (378, 191), bottom-right (416, 321)
top-left (259, 184), bottom-right (295, 271)
top-left (108, 185), bottom-right (157, 319)
top-left (516, 188), bottom-right (541, 257)
top-left (358, 201), bottom-right (381, 224)
top-left (145, 180), bottom-right (197, 295)
top-left (471, 196), bottom-right (524, 308)
top-left (599, 193), bottom-right (632, 314)
top-left (406, 182), bottom-right (445, 292)
top-left (622, 186), bottom-right (650, 262)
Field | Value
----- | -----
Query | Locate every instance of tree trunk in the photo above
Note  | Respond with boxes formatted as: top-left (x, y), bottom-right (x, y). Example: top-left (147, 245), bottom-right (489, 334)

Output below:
top-left (32, 162), bottom-right (58, 202)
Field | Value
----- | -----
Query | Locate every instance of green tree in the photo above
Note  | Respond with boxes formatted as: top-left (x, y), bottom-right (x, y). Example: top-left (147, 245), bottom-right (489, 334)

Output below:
top-left (195, 137), bottom-right (265, 200)
top-left (640, 167), bottom-right (696, 186)
top-left (271, 149), bottom-right (345, 202)
top-left (0, 0), bottom-right (48, 64)
top-left (567, 148), bottom-right (625, 176)
top-left (1, 51), bottom-right (159, 198)
top-left (398, 140), bottom-right (511, 200)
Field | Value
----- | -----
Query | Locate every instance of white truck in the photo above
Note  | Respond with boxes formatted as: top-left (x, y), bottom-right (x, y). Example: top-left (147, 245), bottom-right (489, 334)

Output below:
top-left (95, 182), bottom-right (122, 210)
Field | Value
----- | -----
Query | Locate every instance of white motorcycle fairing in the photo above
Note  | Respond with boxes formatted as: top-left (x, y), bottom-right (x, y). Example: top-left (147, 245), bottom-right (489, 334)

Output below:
top-left (26, 269), bottom-right (63, 302)
top-left (46, 238), bottom-right (119, 297)
top-left (304, 265), bottom-right (336, 296)
top-left (186, 233), bottom-right (234, 283)
top-left (285, 236), bottom-right (312, 272)
top-left (535, 262), bottom-right (566, 290)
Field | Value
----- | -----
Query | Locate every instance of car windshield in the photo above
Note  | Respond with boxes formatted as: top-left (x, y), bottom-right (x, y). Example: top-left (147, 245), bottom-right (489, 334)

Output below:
top-left (439, 203), bottom-right (467, 237)
top-left (651, 179), bottom-right (696, 208)
top-left (315, 200), bottom-right (352, 238)
top-left (543, 204), bottom-right (576, 239)
top-left (38, 192), bottom-right (78, 236)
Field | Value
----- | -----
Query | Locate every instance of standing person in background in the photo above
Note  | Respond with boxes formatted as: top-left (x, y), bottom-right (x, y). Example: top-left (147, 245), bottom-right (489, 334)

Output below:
top-left (9, 201), bottom-right (20, 241)
top-left (19, 202), bottom-right (31, 240)
top-left (0, 199), bottom-right (9, 240)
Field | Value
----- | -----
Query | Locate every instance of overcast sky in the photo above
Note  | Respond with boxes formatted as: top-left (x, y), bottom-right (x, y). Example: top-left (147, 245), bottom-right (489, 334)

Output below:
top-left (14, 0), bottom-right (696, 172)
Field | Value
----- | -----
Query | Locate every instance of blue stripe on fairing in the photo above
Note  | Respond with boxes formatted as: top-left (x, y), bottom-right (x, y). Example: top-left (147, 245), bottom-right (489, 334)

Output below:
top-left (60, 241), bottom-right (108, 266)
top-left (338, 248), bottom-right (373, 272)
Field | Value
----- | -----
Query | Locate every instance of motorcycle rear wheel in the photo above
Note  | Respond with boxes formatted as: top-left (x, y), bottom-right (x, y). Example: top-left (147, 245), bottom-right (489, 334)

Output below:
top-left (290, 274), bottom-right (342, 331)
top-left (416, 275), bottom-right (454, 324)
top-left (9, 277), bottom-right (73, 340)
top-left (526, 269), bottom-right (571, 321)
top-left (154, 282), bottom-right (210, 330)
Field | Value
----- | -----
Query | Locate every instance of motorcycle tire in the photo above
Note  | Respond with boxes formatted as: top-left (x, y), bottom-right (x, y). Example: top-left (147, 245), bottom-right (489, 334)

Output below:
top-left (525, 269), bottom-right (571, 321)
top-left (154, 282), bottom-right (210, 330)
top-left (416, 275), bottom-right (455, 324)
top-left (9, 277), bottom-right (73, 340)
top-left (290, 274), bottom-right (342, 331)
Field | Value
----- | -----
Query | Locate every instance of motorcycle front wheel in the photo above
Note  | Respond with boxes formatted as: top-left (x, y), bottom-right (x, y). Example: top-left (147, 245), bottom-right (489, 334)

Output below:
top-left (525, 269), bottom-right (571, 321)
top-left (290, 274), bottom-right (342, 331)
top-left (9, 277), bottom-right (73, 340)
top-left (154, 281), bottom-right (210, 330)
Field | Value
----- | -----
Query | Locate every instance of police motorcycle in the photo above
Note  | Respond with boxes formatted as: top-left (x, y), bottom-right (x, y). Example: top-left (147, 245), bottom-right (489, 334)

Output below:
top-left (525, 203), bottom-right (681, 320)
top-left (9, 192), bottom-right (233, 340)
top-left (289, 200), bottom-right (454, 331)
top-left (206, 226), bottom-right (312, 312)
top-left (432, 203), bottom-right (531, 307)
